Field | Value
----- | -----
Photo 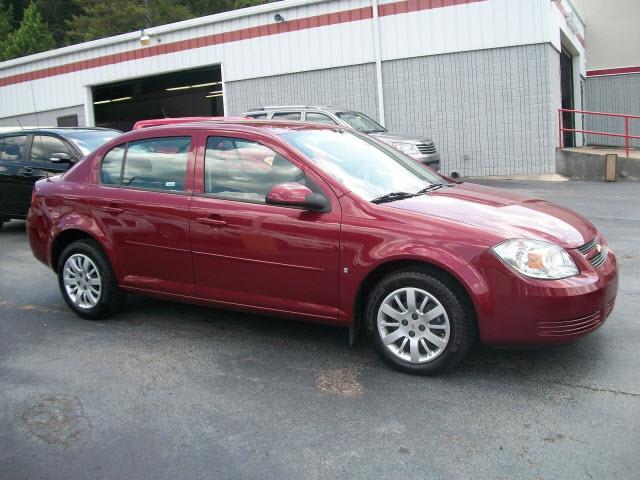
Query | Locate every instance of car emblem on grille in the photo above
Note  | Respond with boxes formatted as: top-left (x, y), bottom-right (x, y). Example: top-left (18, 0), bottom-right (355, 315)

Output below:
top-left (596, 244), bottom-right (602, 253)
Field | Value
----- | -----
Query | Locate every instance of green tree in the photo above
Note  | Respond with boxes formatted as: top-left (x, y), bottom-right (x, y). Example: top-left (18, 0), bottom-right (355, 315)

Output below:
top-left (0, 1), bottom-right (15, 60)
top-left (65, 0), bottom-right (193, 43)
top-left (3, 1), bottom-right (55, 60)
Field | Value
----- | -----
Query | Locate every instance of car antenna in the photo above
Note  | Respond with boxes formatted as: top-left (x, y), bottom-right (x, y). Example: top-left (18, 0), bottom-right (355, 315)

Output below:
top-left (161, 107), bottom-right (168, 118)
top-left (17, 118), bottom-right (24, 130)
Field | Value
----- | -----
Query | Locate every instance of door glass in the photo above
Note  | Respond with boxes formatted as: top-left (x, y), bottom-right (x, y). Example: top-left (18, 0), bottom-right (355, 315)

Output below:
top-left (0, 135), bottom-right (27, 160)
top-left (272, 112), bottom-right (301, 121)
top-left (247, 113), bottom-right (267, 119)
top-left (204, 137), bottom-right (304, 203)
top-left (30, 135), bottom-right (73, 162)
top-left (122, 137), bottom-right (190, 192)
top-left (305, 112), bottom-right (338, 125)
top-left (100, 145), bottom-right (126, 185)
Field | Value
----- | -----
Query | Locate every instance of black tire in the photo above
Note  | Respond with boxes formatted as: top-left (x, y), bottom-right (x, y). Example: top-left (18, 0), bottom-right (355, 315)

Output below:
top-left (57, 239), bottom-right (125, 320)
top-left (365, 269), bottom-right (476, 375)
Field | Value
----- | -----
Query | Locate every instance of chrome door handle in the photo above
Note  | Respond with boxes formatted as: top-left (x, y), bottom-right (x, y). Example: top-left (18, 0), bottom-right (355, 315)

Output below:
top-left (196, 217), bottom-right (227, 227)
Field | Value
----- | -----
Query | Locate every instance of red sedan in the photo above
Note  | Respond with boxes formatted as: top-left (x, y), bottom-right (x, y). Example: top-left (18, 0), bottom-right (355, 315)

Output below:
top-left (26, 121), bottom-right (618, 374)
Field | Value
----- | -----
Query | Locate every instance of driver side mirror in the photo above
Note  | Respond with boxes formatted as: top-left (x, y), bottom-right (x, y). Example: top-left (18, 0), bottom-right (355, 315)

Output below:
top-left (49, 152), bottom-right (74, 164)
top-left (266, 182), bottom-right (329, 211)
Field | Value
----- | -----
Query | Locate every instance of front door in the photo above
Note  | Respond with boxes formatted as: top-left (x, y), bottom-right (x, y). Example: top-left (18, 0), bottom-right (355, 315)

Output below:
top-left (189, 135), bottom-right (341, 321)
top-left (87, 136), bottom-right (195, 296)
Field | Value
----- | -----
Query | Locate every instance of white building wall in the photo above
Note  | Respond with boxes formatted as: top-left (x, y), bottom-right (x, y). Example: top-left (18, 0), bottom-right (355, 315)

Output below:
top-left (0, 0), bottom-right (583, 123)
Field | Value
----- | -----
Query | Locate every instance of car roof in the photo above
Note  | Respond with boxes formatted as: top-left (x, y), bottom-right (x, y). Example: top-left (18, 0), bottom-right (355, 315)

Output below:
top-left (128, 119), bottom-right (344, 135)
top-left (0, 127), bottom-right (121, 137)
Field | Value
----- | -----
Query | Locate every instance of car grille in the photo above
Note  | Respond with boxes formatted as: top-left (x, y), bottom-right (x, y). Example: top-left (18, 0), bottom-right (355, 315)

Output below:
top-left (416, 142), bottom-right (437, 154)
top-left (576, 237), bottom-right (607, 268)
top-left (537, 311), bottom-right (602, 337)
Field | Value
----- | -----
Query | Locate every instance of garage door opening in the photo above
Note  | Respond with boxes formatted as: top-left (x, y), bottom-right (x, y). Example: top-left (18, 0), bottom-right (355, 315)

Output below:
top-left (92, 65), bottom-right (223, 131)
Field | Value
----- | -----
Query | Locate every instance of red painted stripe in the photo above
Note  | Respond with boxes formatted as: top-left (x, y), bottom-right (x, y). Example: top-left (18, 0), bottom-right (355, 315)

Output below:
top-left (553, 0), bottom-right (585, 48)
top-left (0, 0), bottom-right (485, 88)
top-left (587, 66), bottom-right (640, 77)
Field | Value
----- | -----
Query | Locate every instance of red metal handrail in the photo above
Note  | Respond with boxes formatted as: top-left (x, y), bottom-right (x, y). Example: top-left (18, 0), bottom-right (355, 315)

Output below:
top-left (558, 108), bottom-right (640, 157)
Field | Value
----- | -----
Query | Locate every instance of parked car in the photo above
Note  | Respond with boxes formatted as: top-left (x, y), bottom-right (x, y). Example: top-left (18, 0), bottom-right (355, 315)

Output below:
top-left (0, 127), bottom-right (121, 229)
top-left (27, 120), bottom-right (617, 375)
top-left (243, 106), bottom-right (441, 171)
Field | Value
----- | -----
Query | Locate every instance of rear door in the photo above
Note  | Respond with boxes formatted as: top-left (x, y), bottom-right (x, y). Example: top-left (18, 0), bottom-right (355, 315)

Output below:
top-left (0, 134), bottom-right (31, 218)
top-left (86, 135), bottom-right (195, 296)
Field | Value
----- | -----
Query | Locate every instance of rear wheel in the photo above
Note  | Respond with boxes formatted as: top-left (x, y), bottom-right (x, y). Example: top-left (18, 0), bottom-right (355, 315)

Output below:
top-left (57, 239), bottom-right (125, 319)
top-left (365, 269), bottom-right (475, 375)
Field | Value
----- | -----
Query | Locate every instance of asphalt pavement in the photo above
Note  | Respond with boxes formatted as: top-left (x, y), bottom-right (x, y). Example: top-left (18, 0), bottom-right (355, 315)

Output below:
top-left (1, 179), bottom-right (639, 479)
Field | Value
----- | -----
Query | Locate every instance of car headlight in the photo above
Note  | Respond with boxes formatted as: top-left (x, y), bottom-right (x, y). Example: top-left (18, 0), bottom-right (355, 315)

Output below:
top-left (492, 239), bottom-right (579, 279)
top-left (392, 142), bottom-right (420, 156)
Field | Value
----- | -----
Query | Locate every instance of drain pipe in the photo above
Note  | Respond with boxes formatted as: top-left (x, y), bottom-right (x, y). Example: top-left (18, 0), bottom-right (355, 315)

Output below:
top-left (371, 0), bottom-right (385, 126)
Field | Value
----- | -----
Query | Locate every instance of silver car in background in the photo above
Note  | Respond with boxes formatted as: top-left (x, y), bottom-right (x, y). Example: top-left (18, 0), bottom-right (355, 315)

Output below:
top-left (243, 106), bottom-right (440, 171)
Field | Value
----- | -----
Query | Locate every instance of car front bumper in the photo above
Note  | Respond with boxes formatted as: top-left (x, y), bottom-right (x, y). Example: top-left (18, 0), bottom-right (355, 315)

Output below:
top-left (411, 152), bottom-right (440, 171)
top-left (473, 246), bottom-right (618, 346)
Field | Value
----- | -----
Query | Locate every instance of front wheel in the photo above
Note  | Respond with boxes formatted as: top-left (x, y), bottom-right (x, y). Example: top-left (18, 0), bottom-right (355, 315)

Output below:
top-left (365, 269), bottom-right (476, 375)
top-left (57, 239), bottom-right (125, 319)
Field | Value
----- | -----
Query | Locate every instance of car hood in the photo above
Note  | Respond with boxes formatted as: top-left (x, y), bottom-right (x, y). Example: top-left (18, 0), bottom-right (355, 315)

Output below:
top-left (384, 183), bottom-right (596, 249)
top-left (370, 131), bottom-right (432, 144)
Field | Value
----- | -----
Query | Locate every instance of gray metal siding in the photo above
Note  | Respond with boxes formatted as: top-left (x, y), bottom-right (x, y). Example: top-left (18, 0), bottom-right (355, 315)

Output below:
top-left (382, 44), bottom-right (559, 176)
top-left (0, 105), bottom-right (85, 129)
top-left (225, 63), bottom-right (379, 121)
top-left (584, 74), bottom-right (640, 148)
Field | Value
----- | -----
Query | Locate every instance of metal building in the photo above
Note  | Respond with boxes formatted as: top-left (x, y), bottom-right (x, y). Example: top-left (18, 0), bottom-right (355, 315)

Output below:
top-left (0, 0), bottom-right (586, 176)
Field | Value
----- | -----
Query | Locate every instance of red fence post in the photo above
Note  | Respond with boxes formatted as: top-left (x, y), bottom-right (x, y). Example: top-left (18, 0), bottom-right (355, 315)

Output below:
top-left (625, 116), bottom-right (630, 158)
top-left (558, 109), bottom-right (563, 148)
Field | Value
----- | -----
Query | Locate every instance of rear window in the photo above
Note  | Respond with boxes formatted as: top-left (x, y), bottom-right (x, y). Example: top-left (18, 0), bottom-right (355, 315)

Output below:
top-left (0, 135), bottom-right (27, 161)
top-left (100, 137), bottom-right (191, 192)
top-left (246, 113), bottom-right (267, 119)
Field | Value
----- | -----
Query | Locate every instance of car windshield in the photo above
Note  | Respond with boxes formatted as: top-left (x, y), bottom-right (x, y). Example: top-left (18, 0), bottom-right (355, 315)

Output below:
top-left (279, 129), bottom-right (444, 202)
top-left (335, 111), bottom-right (386, 133)
top-left (65, 130), bottom-right (121, 155)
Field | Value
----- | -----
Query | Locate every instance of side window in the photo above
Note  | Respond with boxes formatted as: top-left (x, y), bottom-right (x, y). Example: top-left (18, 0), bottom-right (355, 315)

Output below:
top-left (100, 145), bottom-right (126, 185)
top-left (30, 135), bottom-right (73, 162)
top-left (272, 112), bottom-right (301, 121)
top-left (204, 136), bottom-right (305, 203)
top-left (305, 112), bottom-right (338, 125)
top-left (0, 135), bottom-right (27, 161)
top-left (246, 113), bottom-right (267, 119)
top-left (122, 137), bottom-right (191, 192)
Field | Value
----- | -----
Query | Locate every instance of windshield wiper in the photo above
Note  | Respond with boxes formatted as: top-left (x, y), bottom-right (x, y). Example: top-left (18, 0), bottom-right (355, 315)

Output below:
top-left (415, 183), bottom-right (445, 195)
top-left (371, 191), bottom-right (417, 204)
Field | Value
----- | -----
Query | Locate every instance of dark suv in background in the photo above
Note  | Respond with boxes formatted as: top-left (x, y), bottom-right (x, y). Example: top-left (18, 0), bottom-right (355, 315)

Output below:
top-left (243, 106), bottom-right (440, 171)
top-left (0, 127), bottom-right (121, 229)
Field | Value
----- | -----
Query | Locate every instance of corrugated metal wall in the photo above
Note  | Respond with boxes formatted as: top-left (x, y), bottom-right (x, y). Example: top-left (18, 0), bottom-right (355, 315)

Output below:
top-left (584, 74), bottom-right (640, 148)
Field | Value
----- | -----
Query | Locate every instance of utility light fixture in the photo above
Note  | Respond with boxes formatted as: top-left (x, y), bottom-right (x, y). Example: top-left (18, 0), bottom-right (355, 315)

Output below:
top-left (166, 81), bottom-right (221, 92)
top-left (139, 30), bottom-right (151, 47)
top-left (93, 96), bottom-right (133, 105)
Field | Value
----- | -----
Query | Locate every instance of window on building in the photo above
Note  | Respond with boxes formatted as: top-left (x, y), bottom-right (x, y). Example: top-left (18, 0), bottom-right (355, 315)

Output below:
top-left (57, 114), bottom-right (79, 127)
top-left (204, 136), bottom-right (305, 203)
top-left (0, 135), bottom-right (27, 161)
top-left (30, 135), bottom-right (73, 162)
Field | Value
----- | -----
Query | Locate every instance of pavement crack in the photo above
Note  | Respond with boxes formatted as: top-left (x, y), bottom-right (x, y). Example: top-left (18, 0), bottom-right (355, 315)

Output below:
top-left (556, 382), bottom-right (640, 397)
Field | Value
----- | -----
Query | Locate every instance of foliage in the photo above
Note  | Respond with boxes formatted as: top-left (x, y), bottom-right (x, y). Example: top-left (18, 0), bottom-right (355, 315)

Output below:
top-left (2, 1), bottom-right (55, 61)
top-left (0, 0), bottom-right (280, 61)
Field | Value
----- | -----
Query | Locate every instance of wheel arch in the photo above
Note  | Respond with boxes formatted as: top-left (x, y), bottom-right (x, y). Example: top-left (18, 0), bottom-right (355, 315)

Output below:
top-left (50, 228), bottom-right (103, 271)
top-left (352, 258), bottom-right (481, 341)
